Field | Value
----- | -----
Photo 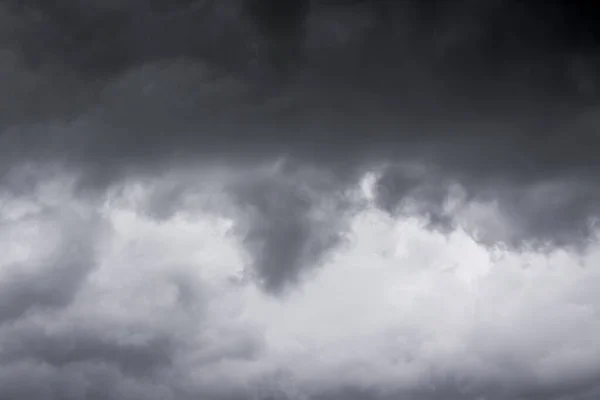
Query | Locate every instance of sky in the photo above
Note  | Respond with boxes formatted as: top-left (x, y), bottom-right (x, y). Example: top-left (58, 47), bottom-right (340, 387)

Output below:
top-left (1, 1), bottom-right (600, 399)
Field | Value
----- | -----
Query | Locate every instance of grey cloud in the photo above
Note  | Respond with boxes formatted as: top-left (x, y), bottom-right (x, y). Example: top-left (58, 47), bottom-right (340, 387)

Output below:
top-left (0, 360), bottom-right (177, 400)
top-left (2, 0), bottom-right (248, 78)
top-left (228, 162), bottom-right (353, 293)
top-left (1, 3), bottom-right (600, 398)
top-left (0, 325), bottom-right (173, 377)
top-left (0, 185), bottom-right (183, 399)
top-left (2, 0), bottom-right (599, 189)
top-left (0, 214), bottom-right (100, 325)
top-left (246, 372), bottom-right (600, 400)
top-left (0, 251), bottom-right (90, 324)
top-left (374, 162), bottom-right (600, 249)
top-left (1, 181), bottom-right (600, 400)
top-left (373, 164), bottom-right (458, 233)
top-left (0, 191), bottom-right (250, 399)
top-left (2, 0), bottom-right (597, 132)
top-left (3, 0), bottom-right (599, 283)
top-left (120, 161), bottom-right (357, 293)
top-left (294, 367), bottom-right (600, 400)
top-left (2, 0), bottom-right (600, 306)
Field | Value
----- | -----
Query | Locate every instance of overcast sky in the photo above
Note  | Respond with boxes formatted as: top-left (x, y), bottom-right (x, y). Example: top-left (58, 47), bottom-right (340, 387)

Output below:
top-left (1, 1), bottom-right (600, 399)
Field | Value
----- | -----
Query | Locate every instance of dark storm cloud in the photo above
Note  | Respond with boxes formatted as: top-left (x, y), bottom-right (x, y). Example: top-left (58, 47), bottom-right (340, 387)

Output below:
top-left (1, 0), bottom-right (599, 283)
top-left (3, 0), bottom-right (598, 149)
top-left (228, 161), bottom-right (353, 293)
top-left (2, 2), bottom-right (596, 148)
top-left (1, 5), bottom-right (600, 399)
top-left (373, 160), bottom-right (600, 249)
top-left (1, 0), bottom-right (600, 290)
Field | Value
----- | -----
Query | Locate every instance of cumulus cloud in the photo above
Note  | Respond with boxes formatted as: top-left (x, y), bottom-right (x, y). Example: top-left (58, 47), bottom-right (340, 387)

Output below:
top-left (2, 174), bottom-right (600, 399)
top-left (2, 1), bottom-right (600, 398)
top-left (0, 170), bottom-right (103, 324)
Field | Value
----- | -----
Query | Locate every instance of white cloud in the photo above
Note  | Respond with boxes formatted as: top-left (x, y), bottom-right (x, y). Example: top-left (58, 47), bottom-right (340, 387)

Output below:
top-left (1, 170), bottom-right (599, 399)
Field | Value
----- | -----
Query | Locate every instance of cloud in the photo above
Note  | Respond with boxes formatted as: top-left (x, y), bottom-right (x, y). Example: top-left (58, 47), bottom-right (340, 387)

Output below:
top-left (0, 172), bottom-right (103, 324)
top-left (226, 161), bottom-right (356, 293)
top-left (373, 162), bottom-right (600, 249)
top-left (0, 325), bottom-right (173, 377)
top-left (2, 2), bottom-right (600, 398)
top-left (2, 177), bottom-right (600, 399)
top-left (88, 160), bottom-right (358, 292)
top-left (1, 1), bottom-right (599, 252)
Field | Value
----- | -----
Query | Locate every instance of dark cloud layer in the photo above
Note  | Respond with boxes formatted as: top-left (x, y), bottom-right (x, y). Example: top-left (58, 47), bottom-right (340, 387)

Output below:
top-left (1, 11), bottom-right (596, 157)
top-left (1, 0), bottom-right (599, 293)
top-left (2, 0), bottom-right (598, 259)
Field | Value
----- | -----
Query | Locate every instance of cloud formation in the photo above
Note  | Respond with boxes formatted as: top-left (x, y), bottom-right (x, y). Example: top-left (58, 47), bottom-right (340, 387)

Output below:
top-left (2, 1), bottom-right (599, 240)
top-left (2, 177), bottom-right (600, 399)
top-left (2, 1), bottom-right (600, 398)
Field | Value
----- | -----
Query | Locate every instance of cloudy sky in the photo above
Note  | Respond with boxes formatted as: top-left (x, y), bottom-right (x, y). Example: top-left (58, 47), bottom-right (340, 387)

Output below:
top-left (1, 1), bottom-right (600, 399)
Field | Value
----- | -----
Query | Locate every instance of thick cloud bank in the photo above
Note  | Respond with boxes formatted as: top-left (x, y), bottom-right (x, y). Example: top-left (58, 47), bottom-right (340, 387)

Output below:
top-left (2, 0), bottom-right (600, 250)
top-left (1, 1), bottom-right (600, 399)
top-left (1, 172), bottom-right (600, 400)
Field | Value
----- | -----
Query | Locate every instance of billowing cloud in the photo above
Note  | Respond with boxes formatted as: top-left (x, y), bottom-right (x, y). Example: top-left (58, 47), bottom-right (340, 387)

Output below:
top-left (0, 170), bottom-right (103, 324)
top-left (2, 1), bottom-right (599, 248)
top-left (2, 1), bottom-right (600, 399)
top-left (1, 175), bottom-right (600, 399)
